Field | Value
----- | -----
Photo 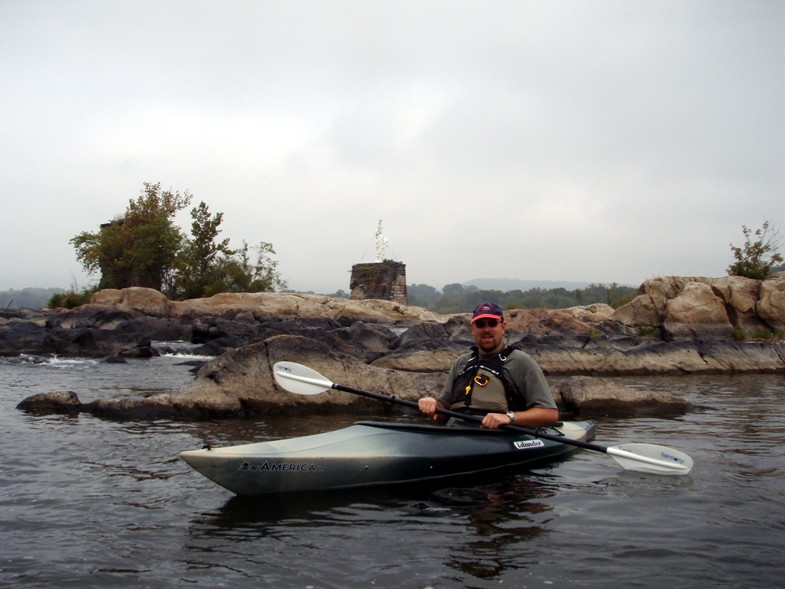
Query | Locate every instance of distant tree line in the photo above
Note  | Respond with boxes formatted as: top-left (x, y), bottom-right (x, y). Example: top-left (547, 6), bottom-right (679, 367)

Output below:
top-left (407, 221), bottom-right (784, 314)
top-left (1, 287), bottom-right (61, 310)
top-left (407, 282), bottom-right (638, 313)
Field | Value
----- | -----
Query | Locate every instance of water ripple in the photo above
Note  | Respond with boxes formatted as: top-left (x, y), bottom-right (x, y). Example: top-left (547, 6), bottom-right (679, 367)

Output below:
top-left (1, 365), bottom-right (784, 588)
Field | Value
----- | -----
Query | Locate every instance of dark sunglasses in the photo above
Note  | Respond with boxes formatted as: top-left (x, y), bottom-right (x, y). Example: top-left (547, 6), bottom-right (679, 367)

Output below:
top-left (473, 319), bottom-right (500, 329)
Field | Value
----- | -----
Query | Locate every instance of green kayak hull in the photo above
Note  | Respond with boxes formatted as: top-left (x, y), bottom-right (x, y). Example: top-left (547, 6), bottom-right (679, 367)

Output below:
top-left (181, 420), bottom-right (595, 495)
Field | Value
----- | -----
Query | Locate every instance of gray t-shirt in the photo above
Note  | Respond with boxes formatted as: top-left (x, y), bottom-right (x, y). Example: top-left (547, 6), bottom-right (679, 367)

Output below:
top-left (438, 348), bottom-right (557, 411)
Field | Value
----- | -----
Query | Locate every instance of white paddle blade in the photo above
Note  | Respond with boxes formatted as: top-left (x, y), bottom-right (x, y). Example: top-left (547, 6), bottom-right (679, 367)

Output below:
top-left (273, 362), bottom-right (334, 395)
top-left (608, 443), bottom-right (694, 475)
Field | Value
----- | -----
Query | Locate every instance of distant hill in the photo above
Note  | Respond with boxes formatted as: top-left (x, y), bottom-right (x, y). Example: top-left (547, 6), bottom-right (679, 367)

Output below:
top-left (463, 278), bottom-right (593, 292)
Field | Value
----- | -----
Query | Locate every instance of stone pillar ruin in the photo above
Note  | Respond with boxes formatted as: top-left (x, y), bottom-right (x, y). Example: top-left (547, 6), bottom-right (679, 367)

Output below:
top-left (349, 261), bottom-right (408, 304)
top-left (349, 221), bottom-right (408, 304)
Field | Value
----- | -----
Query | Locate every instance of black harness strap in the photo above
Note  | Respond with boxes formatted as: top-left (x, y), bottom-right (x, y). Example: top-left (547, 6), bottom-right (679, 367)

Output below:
top-left (457, 345), bottom-right (518, 410)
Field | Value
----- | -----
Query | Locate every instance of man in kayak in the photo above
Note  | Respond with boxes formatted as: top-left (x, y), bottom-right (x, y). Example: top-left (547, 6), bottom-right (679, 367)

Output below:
top-left (418, 302), bottom-right (559, 429)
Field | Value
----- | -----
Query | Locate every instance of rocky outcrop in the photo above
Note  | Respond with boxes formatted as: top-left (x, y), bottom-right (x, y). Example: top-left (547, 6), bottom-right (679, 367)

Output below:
top-left (0, 288), bottom-right (441, 358)
top-left (16, 390), bottom-right (82, 415)
top-left (9, 275), bottom-right (785, 420)
top-left (0, 303), bottom-right (178, 358)
top-left (4, 276), bottom-right (783, 361)
top-left (609, 274), bottom-right (785, 339)
top-left (16, 334), bottom-right (689, 420)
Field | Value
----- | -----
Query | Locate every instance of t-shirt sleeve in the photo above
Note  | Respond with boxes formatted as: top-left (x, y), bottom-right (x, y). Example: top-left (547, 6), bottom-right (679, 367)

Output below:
top-left (504, 351), bottom-right (557, 410)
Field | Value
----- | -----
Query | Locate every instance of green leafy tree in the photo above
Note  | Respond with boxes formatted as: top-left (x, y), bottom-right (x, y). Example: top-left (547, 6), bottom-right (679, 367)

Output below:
top-left (47, 289), bottom-right (94, 309)
top-left (172, 201), bottom-right (234, 299)
top-left (728, 221), bottom-right (783, 280)
top-left (71, 182), bottom-right (191, 291)
top-left (212, 241), bottom-right (287, 293)
top-left (70, 182), bottom-right (288, 300)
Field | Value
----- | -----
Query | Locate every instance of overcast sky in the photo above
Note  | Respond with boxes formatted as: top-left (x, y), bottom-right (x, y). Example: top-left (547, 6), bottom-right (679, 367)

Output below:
top-left (1, 0), bottom-right (783, 294)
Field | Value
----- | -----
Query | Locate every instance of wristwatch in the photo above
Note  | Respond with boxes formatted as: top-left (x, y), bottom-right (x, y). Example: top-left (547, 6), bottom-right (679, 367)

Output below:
top-left (506, 411), bottom-right (516, 425)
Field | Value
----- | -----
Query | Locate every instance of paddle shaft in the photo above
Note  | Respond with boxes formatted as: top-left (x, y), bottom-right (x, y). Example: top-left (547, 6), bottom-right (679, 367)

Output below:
top-left (332, 382), bottom-right (610, 454)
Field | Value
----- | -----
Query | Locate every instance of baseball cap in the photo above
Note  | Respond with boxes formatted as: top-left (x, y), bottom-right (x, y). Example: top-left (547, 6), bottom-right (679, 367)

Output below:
top-left (471, 302), bottom-right (504, 324)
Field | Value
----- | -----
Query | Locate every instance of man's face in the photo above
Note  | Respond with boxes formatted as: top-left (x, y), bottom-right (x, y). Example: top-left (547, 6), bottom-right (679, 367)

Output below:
top-left (470, 317), bottom-right (506, 353)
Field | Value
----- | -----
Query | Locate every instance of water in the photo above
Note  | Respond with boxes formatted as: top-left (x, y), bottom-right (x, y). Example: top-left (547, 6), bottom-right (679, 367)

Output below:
top-left (1, 351), bottom-right (783, 588)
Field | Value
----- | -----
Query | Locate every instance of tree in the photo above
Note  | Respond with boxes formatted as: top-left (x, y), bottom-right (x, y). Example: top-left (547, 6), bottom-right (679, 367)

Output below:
top-left (244, 241), bottom-right (287, 292)
top-left (212, 241), bottom-right (287, 293)
top-left (442, 283), bottom-right (465, 297)
top-left (71, 182), bottom-right (191, 291)
top-left (407, 283), bottom-right (440, 307)
top-left (172, 201), bottom-right (234, 299)
top-left (69, 182), bottom-right (287, 300)
top-left (728, 221), bottom-right (783, 280)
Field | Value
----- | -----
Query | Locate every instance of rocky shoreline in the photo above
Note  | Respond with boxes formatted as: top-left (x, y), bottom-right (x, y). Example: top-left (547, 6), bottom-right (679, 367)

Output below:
top-left (8, 274), bottom-right (785, 420)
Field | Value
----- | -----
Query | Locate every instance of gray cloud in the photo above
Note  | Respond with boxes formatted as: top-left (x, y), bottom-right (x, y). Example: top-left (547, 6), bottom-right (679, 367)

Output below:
top-left (1, 0), bottom-right (782, 294)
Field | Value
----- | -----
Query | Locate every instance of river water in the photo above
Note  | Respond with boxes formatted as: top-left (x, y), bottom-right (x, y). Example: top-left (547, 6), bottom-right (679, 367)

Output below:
top-left (1, 349), bottom-right (783, 588)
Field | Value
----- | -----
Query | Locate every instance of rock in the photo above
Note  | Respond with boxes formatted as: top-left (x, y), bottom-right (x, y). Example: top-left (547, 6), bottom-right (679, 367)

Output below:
top-left (0, 313), bottom-right (58, 356)
top-left (372, 321), bottom-right (469, 372)
top-left (611, 276), bottom-right (682, 328)
top-left (91, 286), bottom-right (171, 316)
top-left (566, 303), bottom-right (615, 323)
top-left (7, 276), bottom-right (785, 421)
top-left (552, 377), bottom-right (691, 416)
top-left (758, 274), bottom-right (785, 332)
top-left (89, 289), bottom-right (123, 305)
top-left (370, 346), bottom-right (465, 373)
top-left (712, 275), bottom-right (769, 333)
top-left (85, 391), bottom-right (244, 420)
top-left (5, 277), bottom-right (784, 359)
top-left (326, 321), bottom-right (399, 362)
top-left (169, 291), bottom-right (441, 324)
top-left (520, 339), bottom-right (785, 375)
top-left (712, 275), bottom-right (760, 313)
top-left (16, 391), bottom-right (82, 415)
top-left (15, 335), bottom-right (690, 420)
top-left (505, 307), bottom-right (596, 337)
top-left (175, 334), bottom-right (446, 414)
top-left (663, 281), bottom-right (732, 339)
top-left (14, 334), bottom-right (447, 419)
top-left (611, 274), bottom-right (785, 339)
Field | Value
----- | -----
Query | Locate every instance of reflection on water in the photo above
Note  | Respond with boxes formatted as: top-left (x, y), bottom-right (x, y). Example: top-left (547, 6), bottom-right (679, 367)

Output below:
top-left (1, 356), bottom-right (784, 588)
top-left (436, 479), bottom-right (556, 579)
top-left (185, 471), bottom-right (561, 585)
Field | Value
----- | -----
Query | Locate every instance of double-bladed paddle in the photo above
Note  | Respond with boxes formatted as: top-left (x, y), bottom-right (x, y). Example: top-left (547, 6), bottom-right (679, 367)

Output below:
top-left (272, 361), bottom-right (694, 476)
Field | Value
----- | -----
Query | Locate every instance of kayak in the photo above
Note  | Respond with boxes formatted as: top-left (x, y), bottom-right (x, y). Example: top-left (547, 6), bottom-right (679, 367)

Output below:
top-left (180, 420), bottom-right (596, 495)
